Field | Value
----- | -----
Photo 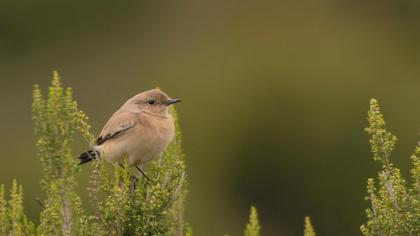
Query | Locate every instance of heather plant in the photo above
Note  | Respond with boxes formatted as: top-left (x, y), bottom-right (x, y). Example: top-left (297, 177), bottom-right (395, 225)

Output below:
top-left (244, 206), bottom-right (260, 236)
top-left (0, 71), bottom-right (189, 235)
top-left (303, 216), bottom-right (315, 236)
top-left (85, 107), bottom-right (188, 235)
top-left (0, 180), bottom-right (35, 235)
top-left (32, 71), bottom-right (88, 235)
top-left (1, 72), bottom-right (419, 235)
top-left (360, 99), bottom-right (420, 235)
top-left (237, 99), bottom-right (420, 236)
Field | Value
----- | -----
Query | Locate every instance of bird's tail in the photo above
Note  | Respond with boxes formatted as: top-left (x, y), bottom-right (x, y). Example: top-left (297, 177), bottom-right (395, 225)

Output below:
top-left (78, 150), bottom-right (99, 165)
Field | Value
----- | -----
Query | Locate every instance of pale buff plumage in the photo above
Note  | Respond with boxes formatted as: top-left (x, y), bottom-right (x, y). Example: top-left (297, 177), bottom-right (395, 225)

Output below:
top-left (79, 89), bottom-right (181, 167)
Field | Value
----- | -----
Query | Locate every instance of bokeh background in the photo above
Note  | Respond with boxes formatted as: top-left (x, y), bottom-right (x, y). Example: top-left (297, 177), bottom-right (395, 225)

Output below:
top-left (1, 1), bottom-right (420, 235)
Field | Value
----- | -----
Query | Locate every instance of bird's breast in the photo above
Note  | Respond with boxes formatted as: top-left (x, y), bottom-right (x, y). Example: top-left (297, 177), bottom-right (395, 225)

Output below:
top-left (128, 115), bottom-right (175, 166)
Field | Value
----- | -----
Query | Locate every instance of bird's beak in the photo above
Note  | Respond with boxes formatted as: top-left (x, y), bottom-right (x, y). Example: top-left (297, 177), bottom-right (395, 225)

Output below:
top-left (165, 98), bottom-right (181, 105)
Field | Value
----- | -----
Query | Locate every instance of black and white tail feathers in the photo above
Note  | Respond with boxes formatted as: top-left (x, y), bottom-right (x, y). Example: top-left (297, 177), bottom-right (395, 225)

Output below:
top-left (78, 150), bottom-right (99, 165)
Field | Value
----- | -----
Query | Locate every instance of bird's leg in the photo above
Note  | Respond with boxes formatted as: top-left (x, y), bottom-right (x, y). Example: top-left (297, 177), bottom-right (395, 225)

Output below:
top-left (117, 163), bottom-right (139, 202)
top-left (136, 166), bottom-right (151, 181)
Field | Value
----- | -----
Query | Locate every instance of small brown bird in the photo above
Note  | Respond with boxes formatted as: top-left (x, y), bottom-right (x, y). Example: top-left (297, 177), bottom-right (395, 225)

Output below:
top-left (78, 89), bottom-right (181, 174)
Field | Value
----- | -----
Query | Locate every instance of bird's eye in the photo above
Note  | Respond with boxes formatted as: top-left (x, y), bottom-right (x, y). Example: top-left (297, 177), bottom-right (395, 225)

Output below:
top-left (147, 100), bottom-right (156, 105)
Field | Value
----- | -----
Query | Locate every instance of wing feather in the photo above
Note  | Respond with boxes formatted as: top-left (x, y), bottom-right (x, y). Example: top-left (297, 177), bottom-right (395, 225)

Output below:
top-left (96, 112), bottom-right (138, 145)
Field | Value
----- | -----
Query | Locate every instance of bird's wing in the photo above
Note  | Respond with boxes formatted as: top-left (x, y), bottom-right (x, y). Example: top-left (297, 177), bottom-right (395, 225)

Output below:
top-left (96, 112), bottom-right (138, 145)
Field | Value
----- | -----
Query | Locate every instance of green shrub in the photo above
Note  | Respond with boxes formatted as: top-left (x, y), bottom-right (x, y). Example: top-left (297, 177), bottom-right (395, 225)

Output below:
top-left (0, 180), bottom-right (35, 235)
top-left (237, 99), bottom-right (419, 236)
top-left (32, 71), bottom-right (87, 235)
top-left (360, 99), bottom-right (420, 235)
top-left (244, 206), bottom-right (260, 236)
top-left (303, 216), bottom-right (315, 236)
top-left (0, 71), bottom-right (189, 235)
top-left (1, 72), bottom-right (419, 235)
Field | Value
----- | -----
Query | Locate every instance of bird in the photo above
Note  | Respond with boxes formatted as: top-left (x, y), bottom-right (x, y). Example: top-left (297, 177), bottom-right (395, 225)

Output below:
top-left (78, 89), bottom-right (181, 176)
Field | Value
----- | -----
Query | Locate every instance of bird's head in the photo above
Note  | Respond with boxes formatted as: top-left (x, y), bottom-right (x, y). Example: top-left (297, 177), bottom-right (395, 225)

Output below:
top-left (123, 89), bottom-right (181, 117)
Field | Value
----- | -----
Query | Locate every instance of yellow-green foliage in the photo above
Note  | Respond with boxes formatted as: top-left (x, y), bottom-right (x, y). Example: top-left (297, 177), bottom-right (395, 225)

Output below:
top-left (410, 145), bottom-right (420, 198)
top-left (0, 71), bottom-right (189, 235)
top-left (32, 71), bottom-right (90, 235)
top-left (85, 106), bottom-right (188, 235)
top-left (0, 180), bottom-right (35, 236)
top-left (0, 185), bottom-right (8, 234)
top-left (244, 206), bottom-right (261, 236)
top-left (360, 99), bottom-right (420, 235)
top-left (3, 73), bottom-right (420, 236)
top-left (303, 216), bottom-right (315, 236)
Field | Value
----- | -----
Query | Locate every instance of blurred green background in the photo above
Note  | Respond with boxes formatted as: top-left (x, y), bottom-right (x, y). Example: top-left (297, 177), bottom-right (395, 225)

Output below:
top-left (1, 0), bottom-right (420, 235)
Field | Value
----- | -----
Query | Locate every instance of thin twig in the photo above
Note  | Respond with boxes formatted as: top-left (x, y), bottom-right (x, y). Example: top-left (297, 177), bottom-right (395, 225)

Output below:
top-left (36, 198), bottom-right (45, 211)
